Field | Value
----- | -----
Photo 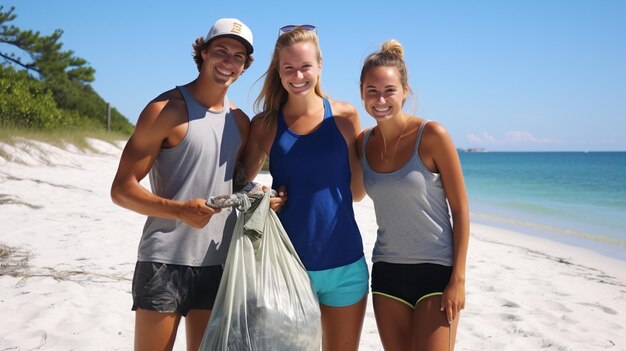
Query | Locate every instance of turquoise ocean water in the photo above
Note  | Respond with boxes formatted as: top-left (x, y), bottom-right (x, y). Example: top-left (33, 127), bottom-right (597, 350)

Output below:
top-left (459, 152), bottom-right (626, 261)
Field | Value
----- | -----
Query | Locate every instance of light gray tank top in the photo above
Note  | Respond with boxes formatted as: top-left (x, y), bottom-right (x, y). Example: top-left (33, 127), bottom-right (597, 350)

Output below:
top-left (138, 85), bottom-right (241, 267)
top-left (361, 120), bottom-right (453, 266)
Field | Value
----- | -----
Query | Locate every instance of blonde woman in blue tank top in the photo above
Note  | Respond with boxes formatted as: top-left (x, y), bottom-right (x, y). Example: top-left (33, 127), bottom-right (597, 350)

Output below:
top-left (241, 26), bottom-right (368, 350)
top-left (356, 39), bottom-right (470, 350)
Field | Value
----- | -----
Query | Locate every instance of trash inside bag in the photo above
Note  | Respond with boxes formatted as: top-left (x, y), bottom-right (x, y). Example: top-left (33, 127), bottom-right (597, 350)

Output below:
top-left (200, 184), bottom-right (321, 351)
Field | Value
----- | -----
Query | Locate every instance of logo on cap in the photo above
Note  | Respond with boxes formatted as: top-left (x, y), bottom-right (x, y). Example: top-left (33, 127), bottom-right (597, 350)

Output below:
top-left (231, 23), bottom-right (242, 34)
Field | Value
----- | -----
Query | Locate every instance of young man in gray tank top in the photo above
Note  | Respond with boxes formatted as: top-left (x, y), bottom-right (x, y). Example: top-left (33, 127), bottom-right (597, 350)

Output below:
top-left (110, 18), bottom-right (258, 351)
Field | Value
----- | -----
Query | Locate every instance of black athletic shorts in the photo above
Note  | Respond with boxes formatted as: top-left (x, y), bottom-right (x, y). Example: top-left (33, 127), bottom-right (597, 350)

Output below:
top-left (131, 261), bottom-right (222, 316)
top-left (371, 262), bottom-right (452, 308)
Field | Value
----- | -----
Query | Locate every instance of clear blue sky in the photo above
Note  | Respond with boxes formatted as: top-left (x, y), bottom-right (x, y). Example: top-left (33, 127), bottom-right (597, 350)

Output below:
top-left (4, 1), bottom-right (625, 151)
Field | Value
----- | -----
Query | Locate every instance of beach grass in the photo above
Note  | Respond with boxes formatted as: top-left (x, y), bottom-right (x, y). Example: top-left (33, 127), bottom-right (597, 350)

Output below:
top-left (0, 243), bottom-right (30, 278)
top-left (0, 127), bottom-right (271, 170)
top-left (0, 127), bottom-right (129, 152)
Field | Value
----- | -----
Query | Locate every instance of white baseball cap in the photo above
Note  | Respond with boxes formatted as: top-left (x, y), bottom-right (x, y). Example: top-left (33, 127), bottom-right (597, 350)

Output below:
top-left (206, 18), bottom-right (253, 54)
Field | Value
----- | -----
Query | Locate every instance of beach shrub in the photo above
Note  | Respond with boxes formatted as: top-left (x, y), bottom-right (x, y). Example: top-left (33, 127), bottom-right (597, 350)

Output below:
top-left (0, 65), bottom-right (64, 129)
top-left (0, 5), bottom-right (134, 134)
top-left (45, 76), bottom-right (134, 134)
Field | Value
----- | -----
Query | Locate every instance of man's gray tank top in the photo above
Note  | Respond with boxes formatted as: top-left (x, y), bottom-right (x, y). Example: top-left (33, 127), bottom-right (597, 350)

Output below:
top-left (138, 85), bottom-right (241, 267)
top-left (361, 120), bottom-right (453, 266)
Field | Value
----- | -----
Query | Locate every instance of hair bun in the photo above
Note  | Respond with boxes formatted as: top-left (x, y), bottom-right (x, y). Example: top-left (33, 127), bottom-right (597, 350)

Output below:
top-left (381, 39), bottom-right (404, 58)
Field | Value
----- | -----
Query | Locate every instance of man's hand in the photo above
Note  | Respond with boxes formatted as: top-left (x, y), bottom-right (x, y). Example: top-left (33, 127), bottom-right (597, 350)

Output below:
top-left (179, 198), bottom-right (222, 228)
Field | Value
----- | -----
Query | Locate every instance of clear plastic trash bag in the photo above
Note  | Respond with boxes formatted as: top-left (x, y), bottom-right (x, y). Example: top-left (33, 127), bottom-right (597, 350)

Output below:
top-left (200, 189), bottom-right (322, 351)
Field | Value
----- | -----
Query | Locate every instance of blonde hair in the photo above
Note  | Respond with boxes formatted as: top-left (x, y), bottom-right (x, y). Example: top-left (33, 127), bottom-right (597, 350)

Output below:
top-left (254, 28), bottom-right (326, 127)
top-left (360, 39), bottom-right (409, 97)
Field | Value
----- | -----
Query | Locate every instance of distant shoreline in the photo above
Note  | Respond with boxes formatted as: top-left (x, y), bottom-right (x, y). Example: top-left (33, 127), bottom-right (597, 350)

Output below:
top-left (458, 149), bottom-right (626, 153)
top-left (457, 147), bottom-right (487, 152)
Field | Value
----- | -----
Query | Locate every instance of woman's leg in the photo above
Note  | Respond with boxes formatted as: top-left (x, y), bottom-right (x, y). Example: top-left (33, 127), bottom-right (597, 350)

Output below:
top-left (372, 294), bottom-right (414, 351)
top-left (319, 295), bottom-right (368, 351)
top-left (412, 295), bottom-right (459, 351)
top-left (134, 309), bottom-right (181, 351)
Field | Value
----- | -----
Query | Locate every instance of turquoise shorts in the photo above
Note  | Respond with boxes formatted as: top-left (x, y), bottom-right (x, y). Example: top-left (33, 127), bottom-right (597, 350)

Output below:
top-left (307, 256), bottom-right (369, 307)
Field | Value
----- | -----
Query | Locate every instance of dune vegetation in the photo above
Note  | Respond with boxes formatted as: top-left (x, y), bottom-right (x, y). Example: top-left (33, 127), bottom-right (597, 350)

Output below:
top-left (0, 6), bottom-right (133, 146)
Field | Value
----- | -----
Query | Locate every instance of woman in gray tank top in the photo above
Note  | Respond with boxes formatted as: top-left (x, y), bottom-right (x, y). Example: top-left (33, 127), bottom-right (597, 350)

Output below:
top-left (356, 39), bottom-right (470, 350)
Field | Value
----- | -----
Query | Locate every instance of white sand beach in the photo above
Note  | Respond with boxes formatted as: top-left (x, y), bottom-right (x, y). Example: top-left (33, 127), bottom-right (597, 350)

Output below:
top-left (1, 139), bottom-right (625, 350)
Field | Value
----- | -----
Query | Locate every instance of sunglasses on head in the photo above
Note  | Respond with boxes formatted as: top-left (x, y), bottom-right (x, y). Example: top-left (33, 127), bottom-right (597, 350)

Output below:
top-left (278, 24), bottom-right (317, 36)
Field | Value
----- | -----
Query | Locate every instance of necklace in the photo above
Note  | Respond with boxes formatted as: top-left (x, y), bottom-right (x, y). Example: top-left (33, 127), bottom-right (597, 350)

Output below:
top-left (379, 118), bottom-right (409, 163)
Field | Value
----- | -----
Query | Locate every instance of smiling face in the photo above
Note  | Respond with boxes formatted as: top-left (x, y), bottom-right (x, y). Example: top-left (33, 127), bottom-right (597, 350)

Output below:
top-left (277, 41), bottom-right (322, 96)
top-left (361, 65), bottom-right (408, 122)
top-left (201, 37), bottom-right (247, 87)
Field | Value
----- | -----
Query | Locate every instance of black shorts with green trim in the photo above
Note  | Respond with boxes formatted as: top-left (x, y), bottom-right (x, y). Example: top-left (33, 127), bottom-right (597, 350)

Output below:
top-left (371, 262), bottom-right (452, 308)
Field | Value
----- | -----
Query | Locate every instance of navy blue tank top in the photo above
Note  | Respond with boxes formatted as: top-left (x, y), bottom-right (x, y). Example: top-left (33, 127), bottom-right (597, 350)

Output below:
top-left (270, 98), bottom-right (364, 271)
